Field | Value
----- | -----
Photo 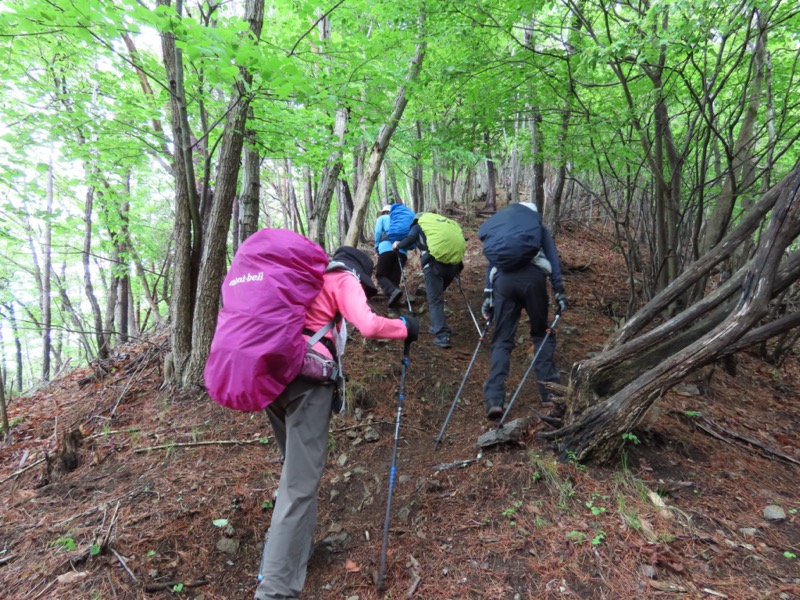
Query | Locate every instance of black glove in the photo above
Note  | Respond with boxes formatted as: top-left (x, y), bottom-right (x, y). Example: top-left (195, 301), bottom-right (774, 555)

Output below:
top-left (554, 291), bottom-right (568, 314)
top-left (482, 289), bottom-right (494, 321)
top-left (400, 314), bottom-right (419, 342)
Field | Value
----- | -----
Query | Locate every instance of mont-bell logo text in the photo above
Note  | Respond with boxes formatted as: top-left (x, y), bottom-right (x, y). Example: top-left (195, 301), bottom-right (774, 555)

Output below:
top-left (228, 271), bottom-right (264, 286)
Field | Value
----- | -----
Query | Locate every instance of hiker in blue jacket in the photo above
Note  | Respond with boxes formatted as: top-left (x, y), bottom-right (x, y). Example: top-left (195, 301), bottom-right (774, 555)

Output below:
top-left (480, 203), bottom-right (568, 419)
top-left (374, 204), bottom-right (407, 308)
top-left (393, 216), bottom-right (463, 349)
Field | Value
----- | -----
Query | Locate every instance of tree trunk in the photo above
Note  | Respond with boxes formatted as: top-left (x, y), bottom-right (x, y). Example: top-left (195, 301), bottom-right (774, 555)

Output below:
top-left (42, 148), bottom-right (54, 381)
top-left (483, 131), bottom-right (497, 212)
top-left (303, 165), bottom-right (314, 230)
top-left (82, 184), bottom-right (109, 359)
top-left (160, 0), bottom-right (198, 382)
top-left (344, 39), bottom-right (426, 247)
top-left (0, 368), bottom-right (8, 439)
top-left (387, 160), bottom-right (402, 206)
top-left (543, 165), bottom-right (800, 463)
top-left (308, 13), bottom-right (348, 248)
top-left (240, 122), bottom-right (261, 244)
top-left (4, 303), bottom-right (24, 391)
top-left (700, 21), bottom-right (767, 258)
top-left (412, 121), bottom-right (424, 211)
top-left (548, 103), bottom-right (569, 230)
top-left (309, 107), bottom-right (349, 248)
top-left (183, 0), bottom-right (265, 387)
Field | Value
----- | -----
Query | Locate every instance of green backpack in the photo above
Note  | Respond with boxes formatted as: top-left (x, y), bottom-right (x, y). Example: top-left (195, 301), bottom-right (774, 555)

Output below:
top-left (417, 213), bottom-right (466, 265)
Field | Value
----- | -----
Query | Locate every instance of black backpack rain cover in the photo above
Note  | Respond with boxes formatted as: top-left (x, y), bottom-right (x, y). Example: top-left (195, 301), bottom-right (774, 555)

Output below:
top-left (478, 203), bottom-right (543, 272)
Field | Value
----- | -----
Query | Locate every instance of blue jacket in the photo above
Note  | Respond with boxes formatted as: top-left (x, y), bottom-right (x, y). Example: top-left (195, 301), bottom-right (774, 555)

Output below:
top-left (375, 214), bottom-right (407, 256)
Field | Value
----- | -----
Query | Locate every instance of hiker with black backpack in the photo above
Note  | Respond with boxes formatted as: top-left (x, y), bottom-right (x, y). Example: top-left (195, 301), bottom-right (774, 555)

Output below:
top-left (392, 212), bottom-right (466, 349)
top-left (478, 203), bottom-right (568, 420)
top-left (203, 230), bottom-right (419, 600)
top-left (374, 203), bottom-right (413, 309)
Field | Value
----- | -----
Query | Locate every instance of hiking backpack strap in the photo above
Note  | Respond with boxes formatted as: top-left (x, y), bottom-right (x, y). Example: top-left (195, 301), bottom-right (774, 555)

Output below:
top-left (303, 315), bottom-right (341, 359)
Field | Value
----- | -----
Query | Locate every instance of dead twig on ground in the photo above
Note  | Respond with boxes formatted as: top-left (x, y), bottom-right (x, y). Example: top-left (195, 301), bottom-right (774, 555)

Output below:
top-left (0, 456), bottom-right (46, 486)
top-left (133, 439), bottom-right (264, 453)
top-left (434, 457), bottom-right (482, 471)
top-left (87, 428), bottom-right (142, 440)
top-left (109, 546), bottom-right (138, 583)
top-left (689, 415), bottom-right (800, 466)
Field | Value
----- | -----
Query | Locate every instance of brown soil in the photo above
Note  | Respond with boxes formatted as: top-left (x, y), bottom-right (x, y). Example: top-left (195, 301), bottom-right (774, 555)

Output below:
top-left (1, 220), bottom-right (799, 600)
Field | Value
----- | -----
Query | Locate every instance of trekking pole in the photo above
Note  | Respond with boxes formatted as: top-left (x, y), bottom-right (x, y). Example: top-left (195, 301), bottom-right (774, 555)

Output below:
top-left (455, 275), bottom-right (483, 338)
top-left (434, 319), bottom-right (491, 449)
top-left (497, 313), bottom-right (561, 428)
top-left (377, 339), bottom-right (411, 594)
top-left (397, 253), bottom-right (414, 314)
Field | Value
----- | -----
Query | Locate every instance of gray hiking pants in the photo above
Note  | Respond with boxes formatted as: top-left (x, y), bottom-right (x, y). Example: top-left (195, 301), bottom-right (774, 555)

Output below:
top-left (255, 378), bottom-right (333, 600)
top-left (423, 259), bottom-right (461, 341)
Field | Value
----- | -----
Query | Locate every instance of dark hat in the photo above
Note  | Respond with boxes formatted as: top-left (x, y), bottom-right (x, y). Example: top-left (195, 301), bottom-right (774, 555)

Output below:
top-left (331, 246), bottom-right (378, 298)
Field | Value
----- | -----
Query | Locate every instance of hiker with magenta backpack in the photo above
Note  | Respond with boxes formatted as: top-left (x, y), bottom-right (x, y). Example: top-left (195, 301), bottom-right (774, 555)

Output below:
top-left (203, 230), bottom-right (419, 600)
top-left (374, 203), bottom-right (414, 309)
top-left (392, 212), bottom-right (466, 349)
top-left (478, 203), bottom-right (568, 420)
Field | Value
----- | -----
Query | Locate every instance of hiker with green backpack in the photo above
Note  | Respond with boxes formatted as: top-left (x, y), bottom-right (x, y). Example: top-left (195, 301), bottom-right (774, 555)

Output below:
top-left (392, 212), bottom-right (466, 349)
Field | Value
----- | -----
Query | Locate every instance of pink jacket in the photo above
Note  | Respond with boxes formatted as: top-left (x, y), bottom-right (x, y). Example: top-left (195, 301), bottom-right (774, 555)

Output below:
top-left (303, 270), bottom-right (407, 358)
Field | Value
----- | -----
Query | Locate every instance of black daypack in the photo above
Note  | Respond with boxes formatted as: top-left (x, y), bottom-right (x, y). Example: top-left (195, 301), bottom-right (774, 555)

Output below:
top-left (478, 203), bottom-right (543, 272)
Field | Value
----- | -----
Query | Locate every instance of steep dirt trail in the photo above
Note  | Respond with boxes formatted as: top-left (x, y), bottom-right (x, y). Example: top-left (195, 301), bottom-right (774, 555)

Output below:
top-left (0, 220), bottom-right (798, 599)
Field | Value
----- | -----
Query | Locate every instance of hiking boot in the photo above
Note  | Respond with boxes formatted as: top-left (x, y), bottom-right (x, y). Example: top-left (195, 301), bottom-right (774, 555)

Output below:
top-left (433, 336), bottom-right (452, 349)
top-left (486, 405), bottom-right (503, 421)
top-left (428, 326), bottom-right (436, 334)
top-left (387, 288), bottom-right (402, 307)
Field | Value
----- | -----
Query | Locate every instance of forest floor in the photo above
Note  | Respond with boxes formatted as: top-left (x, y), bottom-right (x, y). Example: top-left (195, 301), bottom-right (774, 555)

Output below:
top-left (1, 217), bottom-right (799, 600)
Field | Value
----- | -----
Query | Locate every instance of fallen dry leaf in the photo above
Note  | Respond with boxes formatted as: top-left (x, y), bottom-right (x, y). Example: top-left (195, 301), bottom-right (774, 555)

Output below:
top-left (57, 571), bottom-right (88, 585)
top-left (345, 558), bottom-right (361, 573)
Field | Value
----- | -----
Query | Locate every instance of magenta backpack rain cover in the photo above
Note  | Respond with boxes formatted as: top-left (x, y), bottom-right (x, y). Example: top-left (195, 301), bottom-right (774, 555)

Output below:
top-left (204, 229), bottom-right (328, 411)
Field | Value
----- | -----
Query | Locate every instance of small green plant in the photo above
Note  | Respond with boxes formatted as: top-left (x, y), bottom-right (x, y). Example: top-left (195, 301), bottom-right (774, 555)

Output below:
top-left (621, 432), bottom-right (640, 445)
top-left (261, 499), bottom-right (274, 510)
top-left (90, 544), bottom-right (102, 557)
top-left (683, 410), bottom-right (701, 417)
top-left (789, 508), bottom-right (797, 515)
top-left (501, 501), bottom-right (523, 525)
top-left (784, 551), bottom-right (797, 559)
top-left (528, 451), bottom-right (561, 489)
top-left (586, 494), bottom-right (607, 516)
top-left (557, 481), bottom-right (577, 510)
top-left (566, 530), bottom-right (587, 544)
top-left (533, 515), bottom-right (551, 529)
top-left (617, 495), bottom-right (641, 530)
top-left (51, 536), bottom-right (77, 552)
top-left (172, 582), bottom-right (184, 592)
top-left (592, 530), bottom-right (606, 545)
top-left (565, 450), bottom-right (586, 472)
top-left (147, 550), bottom-right (157, 557)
